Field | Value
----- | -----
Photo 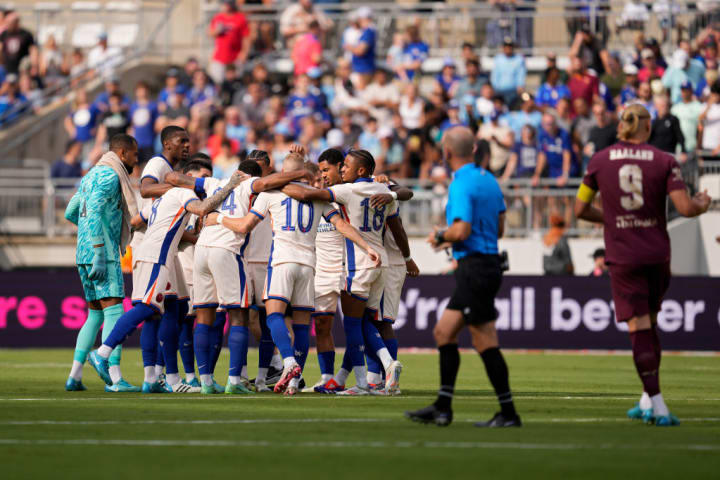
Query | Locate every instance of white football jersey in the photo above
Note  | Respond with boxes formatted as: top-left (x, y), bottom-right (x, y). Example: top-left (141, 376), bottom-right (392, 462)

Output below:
top-left (244, 214), bottom-right (272, 263)
top-left (251, 184), bottom-right (338, 269)
top-left (315, 201), bottom-right (345, 273)
top-left (177, 214), bottom-right (197, 284)
top-left (131, 155), bottom-right (175, 251)
top-left (136, 187), bottom-right (199, 265)
top-left (383, 205), bottom-right (405, 267)
top-left (196, 176), bottom-right (258, 255)
top-left (328, 179), bottom-right (396, 270)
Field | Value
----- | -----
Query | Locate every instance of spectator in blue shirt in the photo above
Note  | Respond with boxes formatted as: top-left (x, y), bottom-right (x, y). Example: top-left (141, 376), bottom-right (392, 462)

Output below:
top-left (536, 67), bottom-right (571, 110)
top-left (535, 112), bottom-right (571, 187)
top-left (401, 24), bottom-right (429, 81)
top-left (503, 92), bottom-right (542, 137)
top-left (347, 7), bottom-right (376, 88)
top-left (456, 59), bottom-right (488, 123)
top-left (64, 89), bottom-right (97, 144)
top-left (286, 74), bottom-right (321, 136)
top-left (490, 37), bottom-right (526, 107)
top-left (91, 76), bottom-right (130, 116)
top-left (128, 81), bottom-right (159, 163)
top-left (51, 141), bottom-right (83, 179)
top-left (0, 74), bottom-right (28, 126)
top-left (619, 63), bottom-right (639, 105)
top-left (500, 124), bottom-right (540, 182)
top-left (436, 57), bottom-right (461, 97)
top-left (439, 99), bottom-right (468, 134)
top-left (187, 69), bottom-right (216, 108)
top-left (158, 68), bottom-right (188, 112)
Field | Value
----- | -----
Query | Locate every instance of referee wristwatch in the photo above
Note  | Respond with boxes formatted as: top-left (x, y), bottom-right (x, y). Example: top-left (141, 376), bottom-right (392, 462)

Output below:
top-left (435, 229), bottom-right (447, 245)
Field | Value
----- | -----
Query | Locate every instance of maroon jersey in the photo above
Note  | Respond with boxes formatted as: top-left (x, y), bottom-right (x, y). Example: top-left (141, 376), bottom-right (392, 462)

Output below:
top-left (582, 141), bottom-right (686, 265)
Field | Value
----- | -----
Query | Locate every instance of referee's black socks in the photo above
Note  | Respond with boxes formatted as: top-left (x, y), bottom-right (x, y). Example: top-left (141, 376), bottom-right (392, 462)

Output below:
top-left (480, 347), bottom-right (518, 419)
top-left (434, 343), bottom-right (460, 411)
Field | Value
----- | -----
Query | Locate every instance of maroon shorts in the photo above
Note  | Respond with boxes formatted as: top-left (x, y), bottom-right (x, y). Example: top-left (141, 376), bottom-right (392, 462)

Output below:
top-left (608, 262), bottom-right (671, 322)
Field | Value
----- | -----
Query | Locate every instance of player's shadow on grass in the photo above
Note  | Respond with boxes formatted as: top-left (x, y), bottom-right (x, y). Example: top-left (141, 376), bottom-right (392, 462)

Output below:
top-left (406, 390), bottom-right (637, 398)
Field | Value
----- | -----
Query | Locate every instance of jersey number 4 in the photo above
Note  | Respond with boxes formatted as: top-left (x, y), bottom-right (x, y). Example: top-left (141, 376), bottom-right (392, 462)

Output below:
top-left (281, 198), bottom-right (314, 233)
top-left (618, 164), bottom-right (643, 211)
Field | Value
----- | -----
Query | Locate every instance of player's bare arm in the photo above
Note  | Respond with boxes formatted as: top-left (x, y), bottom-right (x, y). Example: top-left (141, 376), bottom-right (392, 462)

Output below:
top-left (185, 171), bottom-right (246, 217)
top-left (130, 213), bottom-right (145, 229)
top-left (329, 215), bottom-right (382, 267)
top-left (498, 212), bottom-right (506, 239)
top-left (669, 189), bottom-right (712, 217)
top-left (369, 183), bottom-right (414, 208)
top-left (281, 183), bottom-right (333, 202)
top-left (387, 215), bottom-right (419, 277)
top-left (139, 176), bottom-right (173, 199)
top-left (574, 184), bottom-right (604, 224)
top-left (253, 170), bottom-right (310, 193)
top-left (205, 211), bottom-right (262, 235)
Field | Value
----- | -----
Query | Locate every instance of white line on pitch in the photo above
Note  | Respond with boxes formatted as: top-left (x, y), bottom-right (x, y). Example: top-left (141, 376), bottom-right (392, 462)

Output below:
top-left (0, 438), bottom-right (718, 451)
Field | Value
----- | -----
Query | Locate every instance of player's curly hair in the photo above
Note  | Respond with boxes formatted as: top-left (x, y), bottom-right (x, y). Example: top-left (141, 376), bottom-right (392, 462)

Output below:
top-left (618, 104), bottom-right (651, 142)
top-left (347, 149), bottom-right (375, 175)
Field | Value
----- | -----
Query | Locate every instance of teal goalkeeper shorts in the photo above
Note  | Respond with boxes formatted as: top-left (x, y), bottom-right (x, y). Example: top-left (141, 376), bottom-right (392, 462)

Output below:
top-left (77, 261), bottom-right (125, 302)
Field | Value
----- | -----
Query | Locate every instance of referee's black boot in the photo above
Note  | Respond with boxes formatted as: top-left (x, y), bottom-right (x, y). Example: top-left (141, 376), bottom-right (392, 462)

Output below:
top-left (473, 412), bottom-right (522, 428)
top-left (405, 404), bottom-right (453, 427)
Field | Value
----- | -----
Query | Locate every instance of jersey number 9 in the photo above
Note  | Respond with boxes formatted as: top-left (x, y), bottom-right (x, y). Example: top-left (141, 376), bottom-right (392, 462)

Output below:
top-left (619, 164), bottom-right (644, 211)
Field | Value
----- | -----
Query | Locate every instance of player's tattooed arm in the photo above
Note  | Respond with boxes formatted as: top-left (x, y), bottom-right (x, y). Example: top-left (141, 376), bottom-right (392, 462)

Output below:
top-left (387, 215), bottom-right (419, 277)
top-left (330, 216), bottom-right (382, 268)
top-left (185, 171), bottom-right (248, 217)
top-left (140, 176), bottom-right (173, 199)
top-left (281, 183), bottom-right (332, 202)
top-left (165, 172), bottom-right (198, 189)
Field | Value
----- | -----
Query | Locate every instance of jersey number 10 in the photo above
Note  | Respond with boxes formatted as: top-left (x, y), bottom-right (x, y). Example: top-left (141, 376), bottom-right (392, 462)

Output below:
top-left (281, 198), bottom-right (314, 233)
top-left (619, 164), bottom-right (644, 211)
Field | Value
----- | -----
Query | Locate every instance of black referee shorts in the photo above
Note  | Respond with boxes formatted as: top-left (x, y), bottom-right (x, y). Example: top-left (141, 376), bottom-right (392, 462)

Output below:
top-left (447, 254), bottom-right (503, 325)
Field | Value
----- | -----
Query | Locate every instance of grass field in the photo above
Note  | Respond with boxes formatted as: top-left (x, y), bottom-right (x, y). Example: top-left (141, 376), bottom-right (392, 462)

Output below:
top-left (0, 349), bottom-right (718, 479)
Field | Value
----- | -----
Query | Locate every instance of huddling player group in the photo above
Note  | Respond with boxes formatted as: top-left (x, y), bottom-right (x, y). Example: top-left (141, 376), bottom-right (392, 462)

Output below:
top-left (66, 125), bottom-right (420, 397)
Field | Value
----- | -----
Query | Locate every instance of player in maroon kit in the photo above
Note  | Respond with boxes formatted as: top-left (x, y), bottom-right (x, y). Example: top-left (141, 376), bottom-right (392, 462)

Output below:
top-left (575, 104), bottom-right (711, 426)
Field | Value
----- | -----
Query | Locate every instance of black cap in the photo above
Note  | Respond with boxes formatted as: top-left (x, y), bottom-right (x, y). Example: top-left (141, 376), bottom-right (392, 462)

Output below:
top-left (591, 248), bottom-right (606, 259)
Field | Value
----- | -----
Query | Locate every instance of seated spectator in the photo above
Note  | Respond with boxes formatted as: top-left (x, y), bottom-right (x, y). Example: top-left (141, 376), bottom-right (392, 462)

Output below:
top-left (543, 215), bottom-right (574, 275)
top-left (541, 52), bottom-right (569, 84)
top-left (671, 81), bottom-right (704, 156)
top-left (66, 48), bottom-right (87, 85)
top-left (207, 118), bottom-right (239, 160)
top-left (157, 89), bottom-right (190, 130)
top-left (280, 0), bottom-right (332, 45)
top-left (64, 89), bottom-right (96, 146)
top-left (439, 100), bottom-right (467, 134)
top-left (234, 81), bottom-right (269, 128)
top-left (436, 58), bottom-right (460, 98)
top-left (537, 66), bottom-right (571, 110)
top-left (38, 34), bottom-right (64, 86)
top-left (535, 112), bottom-right (571, 187)
top-left (87, 32), bottom-right (122, 80)
top-left (456, 58), bottom-right (487, 121)
top-left (179, 57), bottom-right (200, 90)
top-left (299, 116), bottom-right (328, 160)
top-left (331, 57), bottom-right (363, 115)
top-left (567, 56), bottom-right (599, 113)
top-left (292, 20), bottom-right (323, 77)
top-left (401, 24), bottom-right (429, 82)
top-left (555, 97), bottom-right (573, 132)
top-left (224, 106), bottom-right (248, 146)
top-left (378, 125), bottom-right (404, 176)
top-left (699, 85), bottom-right (720, 156)
top-left (475, 84), bottom-right (496, 122)
top-left (128, 82), bottom-right (158, 164)
top-left (626, 81), bottom-right (657, 118)
top-left (0, 12), bottom-right (37, 75)
top-left (347, 8), bottom-right (376, 88)
top-left (213, 138), bottom-right (241, 179)
top-left (504, 92), bottom-right (542, 137)
top-left (589, 248), bottom-right (608, 277)
top-left (361, 67), bottom-right (400, 130)
top-left (571, 97), bottom-right (596, 156)
top-left (479, 108), bottom-right (514, 175)
top-left (662, 49), bottom-right (706, 103)
top-left (341, 10), bottom-right (362, 61)
top-left (92, 76), bottom-right (130, 116)
top-left (207, 0), bottom-right (250, 85)
top-left (620, 64), bottom-right (639, 104)
top-left (398, 82), bottom-right (425, 131)
top-left (287, 74), bottom-right (322, 135)
top-left (638, 48), bottom-right (665, 83)
top-left (18, 72), bottom-right (42, 112)
top-left (491, 37), bottom-right (526, 107)
top-left (694, 58), bottom-right (718, 101)
top-left (650, 95), bottom-right (686, 160)
top-left (643, 37), bottom-right (668, 69)
top-left (358, 116), bottom-right (382, 161)
top-left (600, 54), bottom-right (625, 99)
top-left (386, 33), bottom-right (406, 81)
top-left (51, 141), bottom-right (83, 179)
top-left (500, 124), bottom-right (540, 182)
top-left (93, 92), bottom-right (131, 161)
top-left (585, 100), bottom-right (618, 162)
top-left (187, 70), bottom-right (216, 109)
top-left (158, 68), bottom-right (187, 112)
top-left (219, 64), bottom-right (244, 107)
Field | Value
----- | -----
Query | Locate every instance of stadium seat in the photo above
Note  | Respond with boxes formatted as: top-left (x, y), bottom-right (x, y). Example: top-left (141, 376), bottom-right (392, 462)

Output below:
top-left (108, 23), bottom-right (139, 48)
top-left (71, 23), bottom-right (104, 48)
top-left (33, 2), bottom-right (62, 14)
top-left (105, 1), bottom-right (137, 12)
top-left (71, 1), bottom-right (101, 12)
top-left (37, 25), bottom-right (66, 46)
top-left (699, 174), bottom-right (720, 200)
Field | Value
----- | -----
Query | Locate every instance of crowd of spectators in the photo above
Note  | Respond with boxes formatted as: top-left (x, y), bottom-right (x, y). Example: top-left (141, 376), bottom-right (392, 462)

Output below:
top-left (13, 0), bottom-right (718, 206)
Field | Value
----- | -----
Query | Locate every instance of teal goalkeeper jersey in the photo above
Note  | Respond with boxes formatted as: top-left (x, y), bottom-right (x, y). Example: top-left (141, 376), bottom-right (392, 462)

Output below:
top-left (70, 165), bottom-right (124, 265)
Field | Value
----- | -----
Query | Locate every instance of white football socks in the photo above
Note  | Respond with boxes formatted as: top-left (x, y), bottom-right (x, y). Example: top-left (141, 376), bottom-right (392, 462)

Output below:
top-left (377, 348), bottom-right (393, 371)
top-left (334, 368), bottom-right (350, 386)
top-left (165, 373), bottom-right (180, 386)
top-left (97, 345), bottom-right (112, 358)
top-left (155, 365), bottom-right (164, 376)
top-left (367, 372), bottom-right (383, 385)
top-left (229, 375), bottom-right (241, 385)
top-left (241, 365), bottom-right (248, 378)
top-left (321, 373), bottom-right (333, 383)
top-left (651, 393), bottom-right (670, 417)
top-left (283, 357), bottom-right (297, 369)
top-left (271, 353), bottom-right (283, 370)
top-left (256, 368), bottom-right (268, 384)
top-left (143, 366), bottom-right (157, 384)
top-left (353, 366), bottom-right (369, 389)
top-left (185, 372), bottom-right (196, 383)
top-left (639, 392), bottom-right (652, 410)
top-left (109, 365), bottom-right (122, 384)
top-left (69, 360), bottom-right (84, 381)
top-left (289, 377), bottom-right (300, 389)
top-left (200, 374), bottom-right (213, 387)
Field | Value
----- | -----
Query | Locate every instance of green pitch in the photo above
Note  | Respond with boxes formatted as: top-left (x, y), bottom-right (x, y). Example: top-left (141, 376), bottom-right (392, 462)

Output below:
top-left (0, 349), bottom-right (718, 479)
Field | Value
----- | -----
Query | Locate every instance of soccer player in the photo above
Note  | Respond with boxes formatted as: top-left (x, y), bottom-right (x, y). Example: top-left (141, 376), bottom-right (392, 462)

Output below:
top-left (64, 134), bottom-right (141, 392)
top-left (193, 159), bottom-right (312, 394)
top-left (245, 150), bottom-right (284, 390)
top-left (406, 127), bottom-right (520, 428)
top-left (131, 126), bottom-right (199, 392)
top-left (88, 165), bottom-right (246, 392)
top-left (575, 104), bottom-right (711, 426)
top-left (282, 150), bottom-right (405, 395)
top-left (208, 152), bottom-right (381, 396)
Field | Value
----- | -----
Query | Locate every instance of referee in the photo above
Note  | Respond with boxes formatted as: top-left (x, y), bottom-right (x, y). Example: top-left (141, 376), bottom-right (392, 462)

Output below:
top-left (405, 126), bottom-right (521, 428)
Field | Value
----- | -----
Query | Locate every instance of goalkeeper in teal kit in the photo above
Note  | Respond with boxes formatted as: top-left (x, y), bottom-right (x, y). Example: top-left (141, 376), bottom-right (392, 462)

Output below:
top-left (64, 134), bottom-right (142, 392)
